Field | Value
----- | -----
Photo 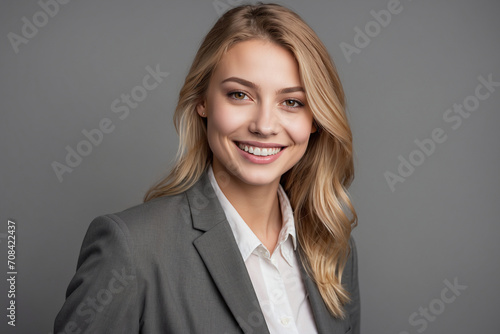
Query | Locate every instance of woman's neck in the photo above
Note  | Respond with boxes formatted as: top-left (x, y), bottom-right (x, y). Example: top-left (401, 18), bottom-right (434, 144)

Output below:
top-left (213, 165), bottom-right (283, 252)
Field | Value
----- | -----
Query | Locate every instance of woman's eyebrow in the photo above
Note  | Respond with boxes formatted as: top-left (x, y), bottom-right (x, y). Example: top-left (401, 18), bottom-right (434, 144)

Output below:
top-left (277, 86), bottom-right (304, 94)
top-left (221, 77), bottom-right (257, 90)
top-left (221, 76), bottom-right (304, 94)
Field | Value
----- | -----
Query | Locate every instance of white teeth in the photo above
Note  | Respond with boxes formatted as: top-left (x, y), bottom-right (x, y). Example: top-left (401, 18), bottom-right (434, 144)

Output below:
top-left (238, 143), bottom-right (282, 156)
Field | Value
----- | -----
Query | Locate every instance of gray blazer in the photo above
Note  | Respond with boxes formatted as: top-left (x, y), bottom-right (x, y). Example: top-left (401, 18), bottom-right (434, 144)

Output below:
top-left (54, 172), bottom-right (360, 334)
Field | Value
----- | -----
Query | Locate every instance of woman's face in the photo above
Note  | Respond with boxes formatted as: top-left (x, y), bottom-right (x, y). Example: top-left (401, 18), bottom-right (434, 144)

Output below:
top-left (197, 39), bottom-right (315, 188)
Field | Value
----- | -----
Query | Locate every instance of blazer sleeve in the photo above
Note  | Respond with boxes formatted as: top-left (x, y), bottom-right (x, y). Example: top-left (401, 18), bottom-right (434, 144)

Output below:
top-left (346, 236), bottom-right (360, 334)
top-left (54, 215), bottom-right (141, 334)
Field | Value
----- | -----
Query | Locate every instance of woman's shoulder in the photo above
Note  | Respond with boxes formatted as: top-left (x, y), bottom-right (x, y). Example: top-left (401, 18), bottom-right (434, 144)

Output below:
top-left (85, 173), bottom-right (218, 250)
top-left (109, 172), bottom-right (215, 229)
top-left (84, 192), bottom-right (193, 249)
top-left (114, 192), bottom-right (189, 226)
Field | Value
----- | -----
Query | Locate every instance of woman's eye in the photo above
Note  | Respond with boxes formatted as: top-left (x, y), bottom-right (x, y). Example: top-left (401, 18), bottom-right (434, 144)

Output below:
top-left (282, 99), bottom-right (303, 108)
top-left (228, 92), bottom-right (248, 100)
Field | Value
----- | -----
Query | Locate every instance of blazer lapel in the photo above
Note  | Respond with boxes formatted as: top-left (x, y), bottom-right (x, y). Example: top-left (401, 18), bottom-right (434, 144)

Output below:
top-left (187, 173), bottom-right (270, 334)
top-left (297, 249), bottom-right (348, 334)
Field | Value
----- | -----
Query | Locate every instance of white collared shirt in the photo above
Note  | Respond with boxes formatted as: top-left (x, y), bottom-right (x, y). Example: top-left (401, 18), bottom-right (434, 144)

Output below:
top-left (208, 166), bottom-right (318, 334)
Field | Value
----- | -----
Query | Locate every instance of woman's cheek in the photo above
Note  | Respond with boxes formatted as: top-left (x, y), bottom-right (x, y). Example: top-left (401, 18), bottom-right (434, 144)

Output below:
top-left (287, 116), bottom-right (314, 145)
top-left (210, 104), bottom-right (248, 134)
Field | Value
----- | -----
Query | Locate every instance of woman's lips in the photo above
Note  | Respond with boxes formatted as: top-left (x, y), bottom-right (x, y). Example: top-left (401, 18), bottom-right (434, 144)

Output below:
top-left (234, 141), bottom-right (286, 163)
top-left (237, 142), bottom-right (282, 156)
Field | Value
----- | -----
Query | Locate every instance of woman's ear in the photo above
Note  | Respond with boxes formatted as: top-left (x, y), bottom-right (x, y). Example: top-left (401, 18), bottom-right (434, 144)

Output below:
top-left (196, 100), bottom-right (207, 117)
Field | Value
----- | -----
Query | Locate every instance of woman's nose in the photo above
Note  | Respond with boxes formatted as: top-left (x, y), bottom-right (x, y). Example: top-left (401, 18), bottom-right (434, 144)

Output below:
top-left (248, 102), bottom-right (279, 137)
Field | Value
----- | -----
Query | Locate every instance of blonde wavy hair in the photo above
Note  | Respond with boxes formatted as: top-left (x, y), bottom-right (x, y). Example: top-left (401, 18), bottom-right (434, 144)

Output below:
top-left (144, 3), bottom-right (357, 318)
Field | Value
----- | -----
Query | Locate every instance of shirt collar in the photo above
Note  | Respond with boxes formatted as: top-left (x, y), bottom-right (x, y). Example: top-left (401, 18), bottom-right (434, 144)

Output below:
top-left (207, 166), bottom-right (297, 264)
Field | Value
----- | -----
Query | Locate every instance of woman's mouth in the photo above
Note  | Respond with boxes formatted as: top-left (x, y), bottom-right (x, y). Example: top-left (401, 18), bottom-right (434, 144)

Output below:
top-left (236, 142), bottom-right (283, 156)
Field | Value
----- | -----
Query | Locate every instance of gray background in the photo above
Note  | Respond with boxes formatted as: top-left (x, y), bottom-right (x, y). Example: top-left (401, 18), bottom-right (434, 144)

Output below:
top-left (1, 0), bottom-right (499, 333)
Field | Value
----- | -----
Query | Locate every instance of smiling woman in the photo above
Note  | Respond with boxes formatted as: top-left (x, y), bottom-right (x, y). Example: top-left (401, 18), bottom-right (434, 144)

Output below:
top-left (54, 3), bottom-right (359, 334)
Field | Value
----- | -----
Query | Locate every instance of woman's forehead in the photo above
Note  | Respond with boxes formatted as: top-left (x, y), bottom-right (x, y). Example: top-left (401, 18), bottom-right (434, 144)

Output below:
top-left (212, 40), bottom-right (302, 89)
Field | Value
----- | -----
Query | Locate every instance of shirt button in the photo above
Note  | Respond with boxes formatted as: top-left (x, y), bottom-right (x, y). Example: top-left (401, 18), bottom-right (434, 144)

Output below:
top-left (280, 316), bottom-right (290, 326)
